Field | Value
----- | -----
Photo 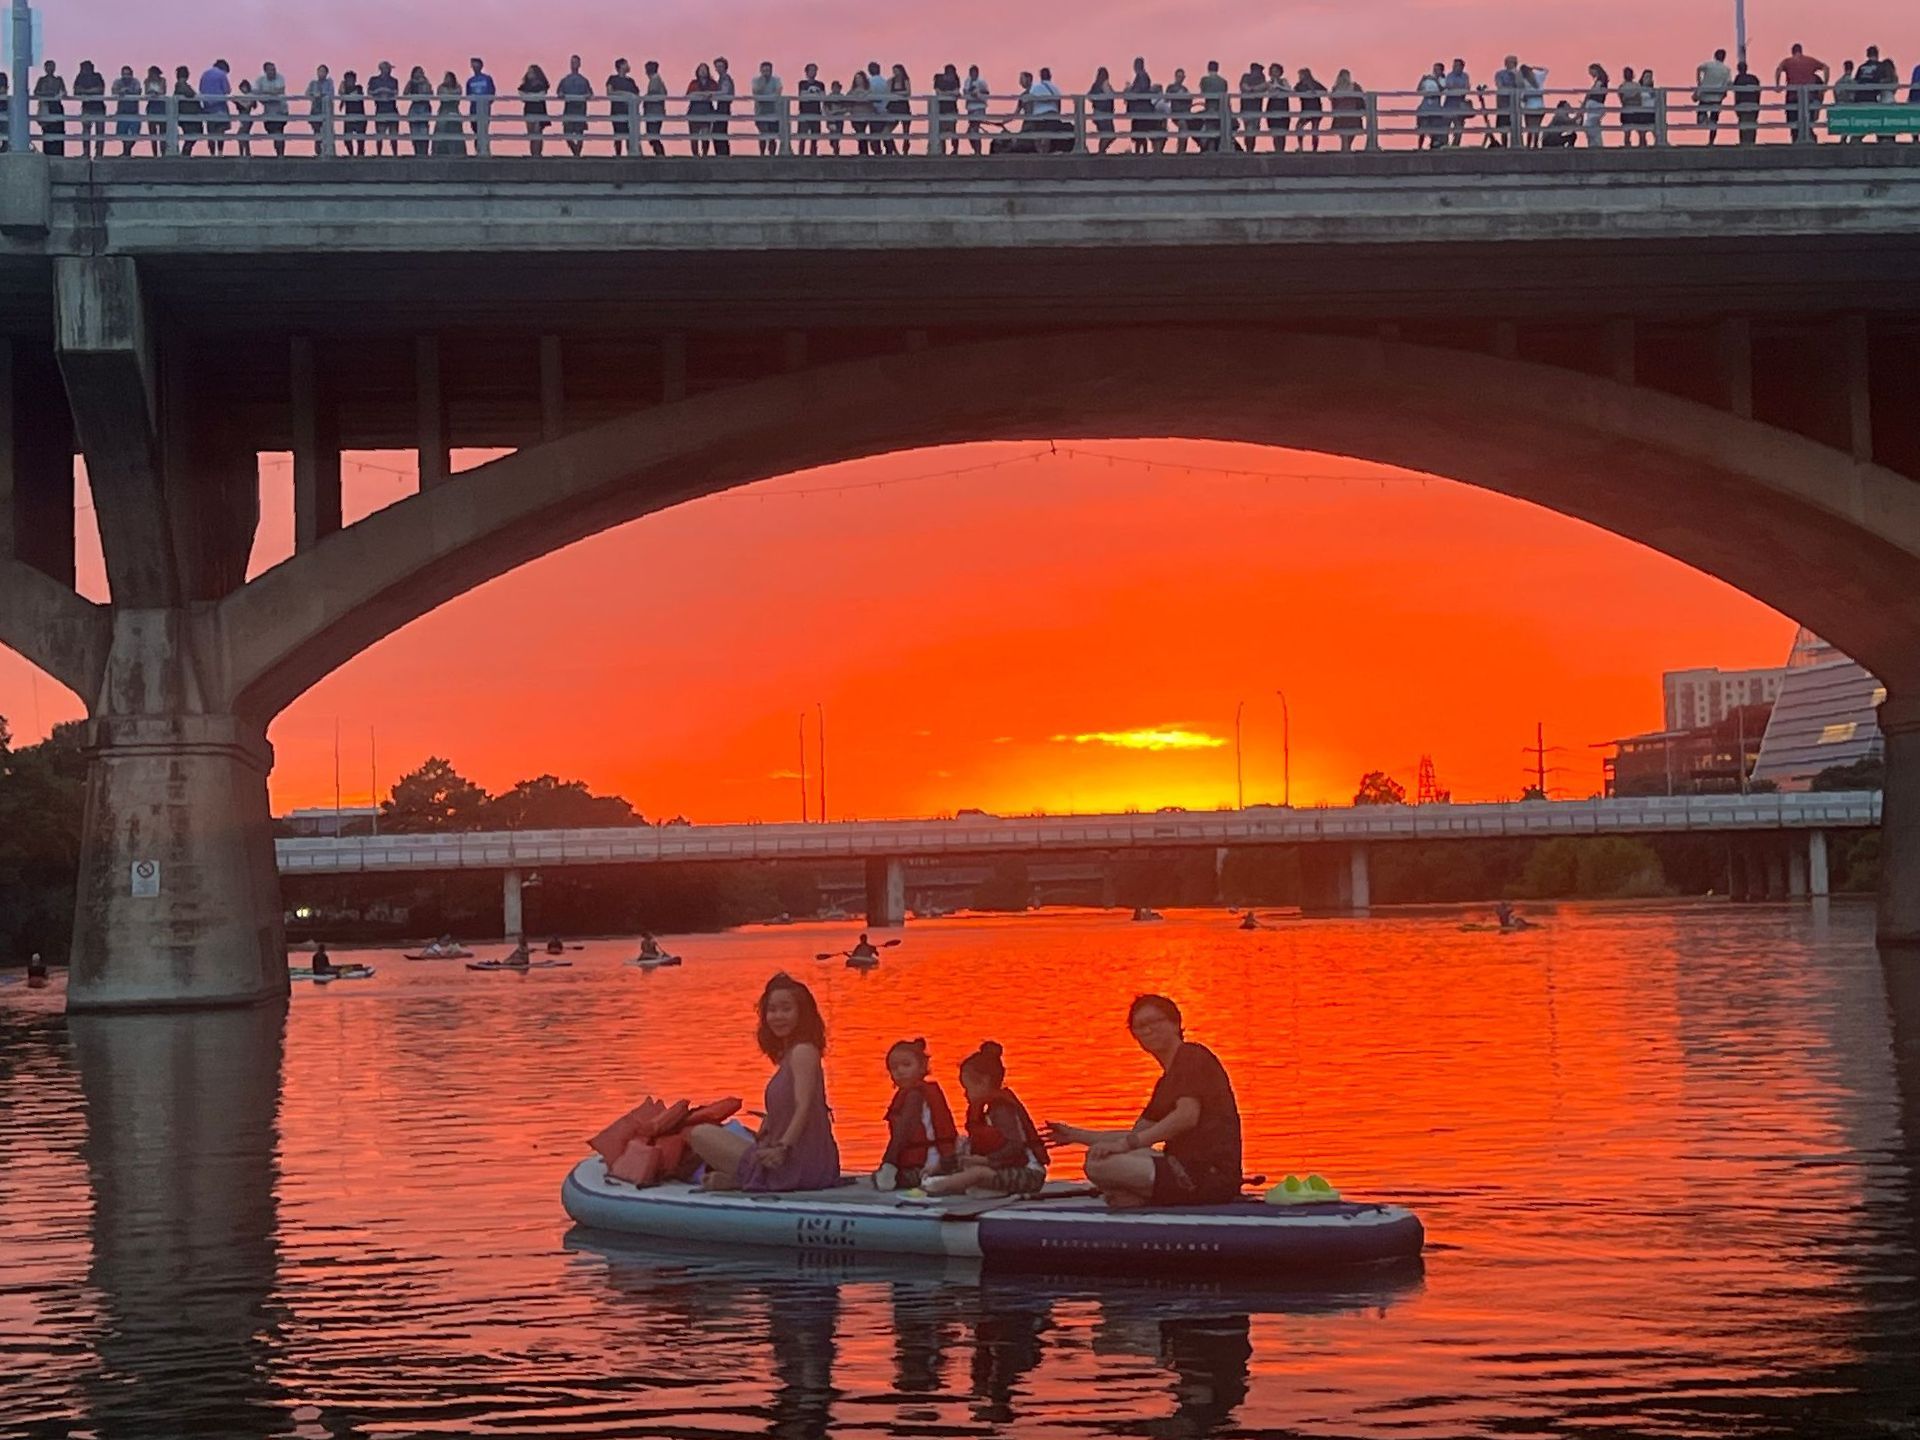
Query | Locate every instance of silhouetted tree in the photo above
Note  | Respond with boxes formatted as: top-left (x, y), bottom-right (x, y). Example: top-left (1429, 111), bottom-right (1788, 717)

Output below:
top-left (486, 774), bottom-right (639, 829)
top-left (1811, 757), bottom-right (1885, 792)
top-left (1353, 771), bottom-right (1408, 806)
top-left (0, 719), bottom-right (88, 960)
top-left (380, 757), bottom-right (493, 832)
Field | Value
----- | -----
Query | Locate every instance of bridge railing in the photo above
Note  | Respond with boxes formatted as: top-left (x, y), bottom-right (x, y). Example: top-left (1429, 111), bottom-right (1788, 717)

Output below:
top-left (26, 83), bottom-right (1915, 160)
top-left (274, 792), bottom-right (1883, 874)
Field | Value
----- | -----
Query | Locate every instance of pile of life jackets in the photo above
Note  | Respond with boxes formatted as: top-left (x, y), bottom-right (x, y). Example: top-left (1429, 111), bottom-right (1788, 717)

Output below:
top-left (589, 1095), bottom-right (742, 1187)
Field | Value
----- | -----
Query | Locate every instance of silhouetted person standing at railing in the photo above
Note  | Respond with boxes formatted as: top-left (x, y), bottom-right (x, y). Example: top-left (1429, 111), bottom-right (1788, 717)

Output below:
top-left (256, 61), bottom-right (288, 156)
top-left (435, 70), bottom-right (466, 156)
top-left (404, 66), bottom-right (433, 157)
top-left (1294, 67), bottom-right (1326, 150)
top-left (751, 61), bottom-right (782, 156)
top-left (1166, 68), bottom-right (1192, 151)
top-left (887, 64), bottom-right (912, 153)
top-left (74, 60), bottom-right (106, 158)
top-left (1444, 58), bottom-right (1472, 145)
top-left (1417, 62), bottom-right (1446, 148)
top-left (963, 65), bottom-right (989, 154)
top-left (1732, 62), bottom-right (1762, 145)
top-left (112, 65), bottom-right (141, 155)
top-left (519, 65), bottom-right (550, 158)
top-left (1089, 66), bottom-right (1116, 152)
top-left (1197, 61), bottom-right (1228, 151)
top-left (466, 58), bottom-right (495, 155)
top-left (172, 66), bottom-right (201, 155)
top-left (687, 63), bottom-right (718, 156)
top-left (1490, 55), bottom-right (1519, 146)
top-left (1618, 67), bottom-right (1654, 146)
top-left (199, 58), bottom-right (232, 155)
top-left (341, 70), bottom-right (367, 156)
top-left (643, 61), bottom-right (668, 156)
top-left (234, 78), bottom-right (256, 155)
top-left (713, 57), bottom-right (735, 156)
top-left (306, 65), bottom-right (335, 157)
top-left (0, 72), bottom-right (10, 154)
top-left (1236, 62), bottom-right (1265, 151)
top-left (35, 61), bottom-right (67, 156)
top-left (797, 63), bottom-right (825, 155)
top-left (1582, 63), bottom-right (1609, 146)
top-left (141, 66), bottom-right (165, 155)
top-left (1124, 57), bottom-right (1155, 152)
top-left (609, 58), bottom-right (639, 156)
top-left (1695, 48), bottom-right (1731, 143)
top-left (1265, 60), bottom-right (1291, 150)
top-left (1331, 68), bottom-right (1366, 151)
top-left (559, 56), bottom-right (592, 157)
top-left (369, 61), bottom-right (399, 156)
top-left (1776, 44), bottom-right (1829, 143)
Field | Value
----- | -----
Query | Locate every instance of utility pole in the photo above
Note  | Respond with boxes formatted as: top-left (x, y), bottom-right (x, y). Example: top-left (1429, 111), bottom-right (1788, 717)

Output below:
top-left (1735, 0), bottom-right (1748, 67)
top-left (1234, 699), bottom-right (1245, 810)
top-left (333, 718), bottom-right (343, 836)
top-left (797, 712), bottom-right (809, 823)
top-left (370, 727), bottom-right (379, 836)
top-left (816, 701), bottom-right (826, 824)
top-left (1521, 722), bottom-right (1568, 798)
top-left (1276, 690), bottom-right (1291, 807)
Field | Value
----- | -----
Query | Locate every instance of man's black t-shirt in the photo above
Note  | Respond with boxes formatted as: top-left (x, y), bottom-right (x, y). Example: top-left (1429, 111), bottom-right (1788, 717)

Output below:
top-left (1143, 1041), bottom-right (1242, 1185)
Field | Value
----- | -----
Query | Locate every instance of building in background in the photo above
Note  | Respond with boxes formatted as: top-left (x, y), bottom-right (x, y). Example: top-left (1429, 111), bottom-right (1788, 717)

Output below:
top-left (1751, 629), bottom-right (1884, 790)
top-left (1663, 664), bottom-right (1787, 731)
top-left (281, 805), bottom-right (380, 836)
top-left (1602, 702), bottom-right (1773, 798)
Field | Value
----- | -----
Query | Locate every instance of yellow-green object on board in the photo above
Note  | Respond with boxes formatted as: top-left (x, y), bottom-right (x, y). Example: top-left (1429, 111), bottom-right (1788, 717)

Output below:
top-left (1265, 1173), bottom-right (1341, 1205)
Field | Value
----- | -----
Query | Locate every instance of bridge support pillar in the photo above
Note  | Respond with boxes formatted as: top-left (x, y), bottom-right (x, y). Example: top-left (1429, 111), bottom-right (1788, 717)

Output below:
top-left (1809, 831), bottom-right (1830, 899)
top-left (68, 709), bottom-right (286, 1012)
top-left (1788, 846), bottom-right (1809, 900)
top-left (1879, 701), bottom-right (1920, 947)
top-left (865, 857), bottom-right (906, 929)
top-left (1763, 848), bottom-right (1787, 902)
top-left (503, 869), bottom-right (524, 940)
top-left (1349, 842), bottom-right (1372, 914)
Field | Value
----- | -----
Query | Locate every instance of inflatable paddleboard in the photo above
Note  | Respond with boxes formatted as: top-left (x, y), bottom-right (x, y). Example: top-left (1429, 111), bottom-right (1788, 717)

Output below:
top-left (633, 955), bottom-right (683, 970)
top-left (290, 965), bottom-right (375, 981)
top-left (468, 959), bottom-right (573, 971)
top-left (404, 949), bottom-right (474, 960)
top-left (560, 1160), bottom-right (1423, 1275)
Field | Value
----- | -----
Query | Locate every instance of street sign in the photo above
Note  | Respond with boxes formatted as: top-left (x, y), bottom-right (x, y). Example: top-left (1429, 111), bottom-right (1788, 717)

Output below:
top-left (1827, 105), bottom-right (1920, 136)
top-left (130, 859), bottom-right (160, 898)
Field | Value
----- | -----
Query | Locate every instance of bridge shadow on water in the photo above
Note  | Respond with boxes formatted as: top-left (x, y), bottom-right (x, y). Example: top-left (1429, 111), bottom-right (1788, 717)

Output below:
top-left (66, 1005), bottom-right (288, 1440)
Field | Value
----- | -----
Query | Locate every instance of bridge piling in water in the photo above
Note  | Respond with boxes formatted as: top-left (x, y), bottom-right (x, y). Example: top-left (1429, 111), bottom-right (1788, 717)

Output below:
top-left (864, 857), bottom-right (906, 929)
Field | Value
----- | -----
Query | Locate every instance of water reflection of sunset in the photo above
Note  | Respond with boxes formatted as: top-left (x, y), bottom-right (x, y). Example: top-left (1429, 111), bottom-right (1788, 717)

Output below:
top-left (8, 903), bottom-right (1908, 1435)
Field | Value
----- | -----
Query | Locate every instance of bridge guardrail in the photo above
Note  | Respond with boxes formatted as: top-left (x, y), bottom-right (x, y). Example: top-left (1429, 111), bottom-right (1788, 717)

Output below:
top-left (274, 791), bottom-right (1883, 873)
top-left (26, 81), bottom-right (1915, 161)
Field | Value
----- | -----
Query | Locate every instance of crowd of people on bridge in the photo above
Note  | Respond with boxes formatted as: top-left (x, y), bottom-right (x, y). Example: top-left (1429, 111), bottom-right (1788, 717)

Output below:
top-left (679, 973), bottom-right (1244, 1208)
top-left (4, 40), bottom-right (1917, 158)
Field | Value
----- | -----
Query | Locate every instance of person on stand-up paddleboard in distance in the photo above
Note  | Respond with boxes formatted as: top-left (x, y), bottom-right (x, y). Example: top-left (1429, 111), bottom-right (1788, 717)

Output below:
top-left (1045, 993), bottom-right (1243, 1207)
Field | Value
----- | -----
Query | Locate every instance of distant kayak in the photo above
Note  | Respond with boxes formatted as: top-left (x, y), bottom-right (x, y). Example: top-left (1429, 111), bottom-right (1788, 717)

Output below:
top-left (405, 948), bottom-right (474, 960)
top-left (290, 964), bottom-right (375, 980)
top-left (1459, 921), bottom-right (1538, 934)
top-left (633, 954), bottom-right (683, 970)
top-left (468, 959), bottom-right (573, 971)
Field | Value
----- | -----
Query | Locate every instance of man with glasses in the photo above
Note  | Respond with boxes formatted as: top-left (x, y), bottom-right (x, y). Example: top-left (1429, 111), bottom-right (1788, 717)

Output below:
top-left (1045, 993), bottom-right (1243, 1207)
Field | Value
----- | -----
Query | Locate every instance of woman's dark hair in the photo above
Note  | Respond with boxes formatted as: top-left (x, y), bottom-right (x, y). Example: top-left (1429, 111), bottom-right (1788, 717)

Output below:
top-left (756, 972), bottom-right (827, 1061)
top-left (1127, 993), bottom-right (1183, 1032)
top-left (960, 1039), bottom-right (1006, 1088)
top-left (887, 1036), bottom-right (929, 1066)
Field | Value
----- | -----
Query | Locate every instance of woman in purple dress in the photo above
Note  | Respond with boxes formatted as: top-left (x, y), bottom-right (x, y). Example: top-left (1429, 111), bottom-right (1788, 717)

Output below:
top-left (687, 973), bottom-right (841, 1191)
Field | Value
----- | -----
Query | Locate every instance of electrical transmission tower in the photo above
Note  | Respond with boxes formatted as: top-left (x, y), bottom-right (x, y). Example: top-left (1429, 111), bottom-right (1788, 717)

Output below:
top-left (1415, 754), bottom-right (1451, 805)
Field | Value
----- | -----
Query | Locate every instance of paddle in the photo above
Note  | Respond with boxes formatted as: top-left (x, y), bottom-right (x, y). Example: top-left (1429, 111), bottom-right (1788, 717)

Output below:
top-left (813, 939), bottom-right (903, 961)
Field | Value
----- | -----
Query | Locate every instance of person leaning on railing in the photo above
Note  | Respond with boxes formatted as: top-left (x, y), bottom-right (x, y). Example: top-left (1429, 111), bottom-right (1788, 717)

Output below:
top-left (1732, 61), bottom-right (1762, 144)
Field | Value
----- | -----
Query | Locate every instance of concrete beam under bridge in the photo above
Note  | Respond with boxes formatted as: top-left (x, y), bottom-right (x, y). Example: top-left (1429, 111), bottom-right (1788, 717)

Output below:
top-left (865, 857), bottom-right (906, 929)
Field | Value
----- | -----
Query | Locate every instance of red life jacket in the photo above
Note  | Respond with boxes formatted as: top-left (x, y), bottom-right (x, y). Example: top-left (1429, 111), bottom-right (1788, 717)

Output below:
top-left (965, 1087), bottom-right (1049, 1168)
top-left (885, 1079), bottom-right (959, 1168)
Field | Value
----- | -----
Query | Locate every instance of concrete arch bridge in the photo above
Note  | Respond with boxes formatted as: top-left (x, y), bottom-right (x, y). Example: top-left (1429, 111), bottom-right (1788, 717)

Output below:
top-left (1, 145), bottom-right (1918, 1007)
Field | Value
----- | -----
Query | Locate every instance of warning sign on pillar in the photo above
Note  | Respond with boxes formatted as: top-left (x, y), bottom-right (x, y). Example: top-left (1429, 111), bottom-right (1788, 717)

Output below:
top-left (130, 860), bottom-right (161, 898)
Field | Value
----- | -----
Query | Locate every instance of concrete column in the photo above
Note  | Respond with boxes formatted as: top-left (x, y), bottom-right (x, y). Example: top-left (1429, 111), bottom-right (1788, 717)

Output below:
top-left (1763, 848), bottom-right (1787, 902)
top-left (290, 336), bottom-right (341, 552)
top-left (68, 708), bottom-right (286, 1011)
top-left (1809, 830), bottom-right (1831, 899)
top-left (1349, 842), bottom-right (1372, 913)
top-left (1878, 699), bottom-right (1920, 947)
top-left (1788, 845), bottom-right (1809, 900)
top-left (415, 337), bottom-right (449, 489)
top-left (503, 868), bottom-right (524, 940)
top-left (1727, 843), bottom-right (1751, 902)
top-left (538, 335), bottom-right (565, 441)
top-left (864, 856), bottom-right (906, 928)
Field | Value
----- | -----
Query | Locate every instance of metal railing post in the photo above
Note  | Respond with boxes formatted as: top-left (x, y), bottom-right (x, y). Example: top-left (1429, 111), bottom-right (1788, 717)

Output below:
top-left (926, 92), bottom-right (939, 156)
top-left (778, 92), bottom-right (792, 156)
top-left (165, 93), bottom-right (180, 155)
top-left (1653, 86), bottom-right (1669, 145)
top-left (1071, 93), bottom-right (1086, 152)
top-left (1365, 90), bottom-right (1381, 150)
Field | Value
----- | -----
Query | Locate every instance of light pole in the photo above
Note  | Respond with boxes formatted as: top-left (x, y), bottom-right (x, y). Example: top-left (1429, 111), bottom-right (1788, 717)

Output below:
top-left (1234, 699), bottom-right (1245, 810)
top-left (816, 701), bottom-right (826, 823)
top-left (9, 2), bottom-right (30, 141)
top-left (1735, 0), bottom-right (1748, 67)
top-left (1276, 690), bottom-right (1291, 807)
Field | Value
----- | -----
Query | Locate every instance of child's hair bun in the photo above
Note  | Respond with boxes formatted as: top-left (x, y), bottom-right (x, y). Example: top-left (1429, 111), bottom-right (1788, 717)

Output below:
top-left (912, 1036), bottom-right (927, 1049)
top-left (980, 1040), bottom-right (1003, 1058)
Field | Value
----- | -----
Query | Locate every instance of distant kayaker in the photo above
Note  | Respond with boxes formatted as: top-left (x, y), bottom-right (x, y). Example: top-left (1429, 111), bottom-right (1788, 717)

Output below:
top-left (686, 972), bottom-right (841, 1192)
top-left (26, 952), bottom-right (48, 981)
top-left (311, 942), bottom-right (335, 976)
top-left (504, 937), bottom-right (532, 966)
top-left (638, 933), bottom-right (664, 961)
top-left (1239, 911), bottom-right (1259, 931)
top-left (849, 932), bottom-right (880, 962)
top-left (1045, 993), bottom-right (1243, 1207)
top-left (546, 937), bottom-right (565, 955)
top-left (873, 1037), bottom-right (958, 1191)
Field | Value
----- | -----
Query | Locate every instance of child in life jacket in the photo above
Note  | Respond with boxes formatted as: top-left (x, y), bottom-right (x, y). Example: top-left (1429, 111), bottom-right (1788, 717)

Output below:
top-left (873, 1037), bottom-right (959, 1191)
top-left (925, 1040), bottom-right (1049, 1196)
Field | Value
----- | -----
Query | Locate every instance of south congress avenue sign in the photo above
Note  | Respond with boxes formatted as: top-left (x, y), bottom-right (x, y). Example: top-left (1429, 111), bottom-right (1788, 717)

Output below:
top-left (1826, 104), bottom-right (1920, 136)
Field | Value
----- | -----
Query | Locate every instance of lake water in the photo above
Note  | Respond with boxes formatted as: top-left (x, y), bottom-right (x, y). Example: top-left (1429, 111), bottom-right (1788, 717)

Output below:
top-left (3, 901), bottom-right (1918, 1438)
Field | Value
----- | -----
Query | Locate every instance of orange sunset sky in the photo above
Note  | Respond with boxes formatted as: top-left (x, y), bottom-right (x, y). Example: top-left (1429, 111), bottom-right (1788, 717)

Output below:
top-left (4, 0), bottom-right (1900, 819)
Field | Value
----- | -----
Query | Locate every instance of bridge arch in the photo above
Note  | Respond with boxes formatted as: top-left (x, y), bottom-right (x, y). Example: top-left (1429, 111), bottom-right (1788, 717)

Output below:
top-left (219, 329), bottom-right (1920, 724)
